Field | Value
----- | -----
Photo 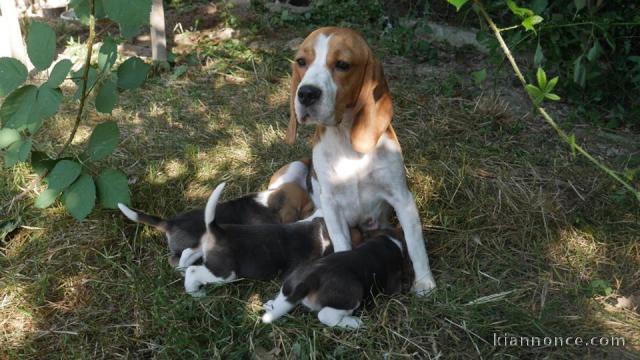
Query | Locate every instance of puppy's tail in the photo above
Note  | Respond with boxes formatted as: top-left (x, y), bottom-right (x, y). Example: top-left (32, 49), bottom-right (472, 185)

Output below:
top-left (204, 182), bottom-right (226, 227)
top-left (118, 203), bottom-right (169, 232)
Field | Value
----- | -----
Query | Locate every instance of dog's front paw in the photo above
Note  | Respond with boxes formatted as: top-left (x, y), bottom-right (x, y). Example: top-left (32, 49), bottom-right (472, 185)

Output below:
top-left (262, 299), bottom-right (276, 311)
top-left (412, 276), bottom-right (436, 296)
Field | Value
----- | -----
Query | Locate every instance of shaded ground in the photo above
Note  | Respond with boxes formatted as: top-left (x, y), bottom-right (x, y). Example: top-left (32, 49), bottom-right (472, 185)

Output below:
top-left (1, 1), bottom-right (639, 358)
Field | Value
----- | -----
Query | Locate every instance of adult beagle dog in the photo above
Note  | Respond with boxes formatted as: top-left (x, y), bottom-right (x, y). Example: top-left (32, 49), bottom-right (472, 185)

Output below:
top-left (285, 27), bottom-right (436, 295)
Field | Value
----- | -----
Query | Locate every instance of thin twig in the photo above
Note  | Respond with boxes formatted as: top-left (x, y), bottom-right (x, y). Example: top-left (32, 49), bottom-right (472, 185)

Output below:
top-left (474, 0), bottom-right (640, 202)
top-left (7, 0), bottom-right (96, 207)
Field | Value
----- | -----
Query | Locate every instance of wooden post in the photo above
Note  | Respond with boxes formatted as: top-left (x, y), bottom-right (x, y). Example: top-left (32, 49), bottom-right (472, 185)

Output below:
top-left (0, 0), bottom-right (33, 70)
top-left (150, 0), bottom-right (166, 62)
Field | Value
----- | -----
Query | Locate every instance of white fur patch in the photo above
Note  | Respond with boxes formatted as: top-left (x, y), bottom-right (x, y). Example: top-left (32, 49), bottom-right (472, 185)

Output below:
top-left (387, 236), bottom-right (403, 255)
top-left (184, 265), bottom-right (236, 296)
top-left (178, 246), bottom-right (203, 269)
top-left (261, 290), bottom-right (295, 324)
top-left (317, 306), bottom-right (363, 329)
top-left (255, 189), bottom-right (275, 207)
top-left (118, 203), bottom-right (139, 222)
top-left (268, 161), bottom-right (309, 191)
top-left (295, 33), bottom-right (337, 125)
top-left (205, 182), bottom-right (226, 227)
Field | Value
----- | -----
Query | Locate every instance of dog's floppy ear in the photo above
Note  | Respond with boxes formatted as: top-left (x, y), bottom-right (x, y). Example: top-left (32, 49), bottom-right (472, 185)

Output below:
top-left (350, 54), bottom-right (393, 154)
top-left (286, 64), bottom-right (302, 145)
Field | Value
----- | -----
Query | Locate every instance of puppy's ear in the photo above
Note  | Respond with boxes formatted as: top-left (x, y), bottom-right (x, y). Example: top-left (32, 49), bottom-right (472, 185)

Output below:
top-left (350, 54), bottom-right (393, 154)
top-left (286, 64), bottom-right (302, 145)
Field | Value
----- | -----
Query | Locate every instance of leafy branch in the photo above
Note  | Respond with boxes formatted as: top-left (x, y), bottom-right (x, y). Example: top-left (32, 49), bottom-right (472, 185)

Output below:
top-left (447, 0), bottom-right (640, 202)
top-left (1, 0), bottom-right (153, 219)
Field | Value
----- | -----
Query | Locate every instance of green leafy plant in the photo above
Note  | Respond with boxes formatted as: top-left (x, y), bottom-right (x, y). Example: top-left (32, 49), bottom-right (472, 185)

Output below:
top-left (466, 0), bottom-right (640, 128)
top-left (0, 0), bottom-right (152, 220)
top-left (446, 0), bottom-right (640, 202)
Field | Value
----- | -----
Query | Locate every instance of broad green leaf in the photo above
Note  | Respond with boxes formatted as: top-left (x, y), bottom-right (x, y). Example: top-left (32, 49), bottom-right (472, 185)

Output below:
top-left (522, 15), bottom-right (543, 32)
top-left (86, 121), bottom-right (119, 161)
top-left (45, 59), bottom-right (73, 88)
top-left (546, 76), bottom-right (559, 92)
top-left (34, 188), bottom-right (61, 208)
top-left (0, 85), bottom-right (41, 130)
top-left (96, 168), bottom-right (131, 208)
top-left (4, 138), bottom-right (32, 168)
top-left (574, 0), bottom-right (586, 12)
top-left (31, 151), bottom-right (57, 176)
top-left (544, 93), bottom-right (560, 101)
top-left (0, 128), bottom-right (21, 148)
top-left (98, 37), bottom-right (118, 72)
top-left (536, 67), bottom-right (547, 89)
top-left (26, 22), bottom-right (56, 71)
top-left (69, 0), bottom-right (106, 24)
top-left (36, 86), bottom-right (63, 118)
top-left (72, 66), bottom-right (98, 99)
top-left (103, 0), bottom-right (152, 38)
top-left (46, 159), bottom-right (82, 190)
top-left (531, 0), bottom-right (548, 14)
top-left (95, 77), bottom-right (118, 113)
top-left (447, 0), bottom-right (469, 11)
top-left (62, 174), bottom-right (96, 221)
top-left (0, 57), bottom-right (28, 96)
top-left (525, 84), bottom-right (544, 105)
top-left (573, 57), bottom-right (586, 87)
top-left (116, 57), bottom-right (150, 90)
top-left (471, 69), bottom-right (487, 85)
top-left (587, 41), bottom-right (601, 62)
top-left (506, 0), bottom-right (533, 18)
top-left (534, 43), bottom-right (544, 67)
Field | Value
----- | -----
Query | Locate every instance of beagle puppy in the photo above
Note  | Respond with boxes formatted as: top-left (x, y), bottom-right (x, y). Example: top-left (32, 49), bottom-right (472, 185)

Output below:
top-left (119, 161), bottom-right (314, 267)
top-left (261, 229), bottom-right (404, 329)
top-left (285, 27), bottom-right (436, 295)
top-left (182, 182), bottom-right (334, 296)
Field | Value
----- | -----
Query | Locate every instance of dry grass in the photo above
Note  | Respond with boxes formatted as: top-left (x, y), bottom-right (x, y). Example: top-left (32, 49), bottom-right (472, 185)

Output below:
top-left (1, 4), bottom-right (639, 359)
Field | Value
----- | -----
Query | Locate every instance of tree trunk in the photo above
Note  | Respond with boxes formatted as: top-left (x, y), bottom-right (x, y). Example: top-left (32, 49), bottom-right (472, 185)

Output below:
top-left (150, 0), bottom-right (166, 62)
top-left (0, 0), bottom-right (33, 70)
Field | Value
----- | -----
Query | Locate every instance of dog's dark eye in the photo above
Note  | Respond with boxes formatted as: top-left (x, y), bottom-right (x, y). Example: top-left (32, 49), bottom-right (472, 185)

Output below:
top-left (335, 60), bottom-right (351, 71)
top-left (296, 58), bottom-right (306, 67)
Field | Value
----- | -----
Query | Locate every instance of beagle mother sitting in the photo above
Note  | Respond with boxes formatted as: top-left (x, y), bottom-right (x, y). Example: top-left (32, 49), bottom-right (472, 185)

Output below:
top-left (286, 27), bottom-right (436, 295)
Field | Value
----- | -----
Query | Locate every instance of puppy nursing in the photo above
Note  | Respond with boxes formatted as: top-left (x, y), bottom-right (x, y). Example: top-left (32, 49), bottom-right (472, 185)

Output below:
top-left (183, 182), bottom-right (332, 296)
top-left (262, 230), bottom-right (404, 329)
top-left (118, 160), bottom-right (313, 267)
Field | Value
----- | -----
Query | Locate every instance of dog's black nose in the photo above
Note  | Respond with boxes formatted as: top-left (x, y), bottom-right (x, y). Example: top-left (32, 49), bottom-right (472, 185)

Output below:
top-left (298, 85), bottom-right (322, 106)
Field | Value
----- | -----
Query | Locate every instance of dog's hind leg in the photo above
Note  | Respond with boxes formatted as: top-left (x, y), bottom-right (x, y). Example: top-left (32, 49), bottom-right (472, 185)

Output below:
top-left (317, 307), bottom-right (363, 329)
top-left (261, 289), bottom-right (296, 324)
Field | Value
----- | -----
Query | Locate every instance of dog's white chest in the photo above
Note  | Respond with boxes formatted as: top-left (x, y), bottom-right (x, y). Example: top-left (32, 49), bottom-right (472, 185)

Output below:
top-left (313, 129), bottom-right (401, 227)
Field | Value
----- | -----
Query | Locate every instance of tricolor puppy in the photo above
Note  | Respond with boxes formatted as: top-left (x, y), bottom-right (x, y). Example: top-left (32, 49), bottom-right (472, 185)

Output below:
top-left (118, 161), bottom-right (313, 267)
top-left (183, 182), bottom-right (333, 296)
top-left (261, 229), bottom-right (404, 329)
top-left (286, 27), bottom-right (436, 295)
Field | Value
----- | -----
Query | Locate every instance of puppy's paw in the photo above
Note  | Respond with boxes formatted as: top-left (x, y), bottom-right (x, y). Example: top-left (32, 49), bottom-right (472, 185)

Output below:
top-left (188, 289), bottom-right (206, 298)
top-left (262, 299), bottom-right (275, 311)
top-left (261, 312), bottom-right (275, 324)
top-left (338, 316), bottom-right (364, 330)
top-left (412, 276), bottom-right (437, 296)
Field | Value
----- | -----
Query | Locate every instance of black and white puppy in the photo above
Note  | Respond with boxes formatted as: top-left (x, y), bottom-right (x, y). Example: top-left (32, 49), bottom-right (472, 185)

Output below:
top-left (261, 229), bottom-right (404, 329)
top-left (183, 182), bottom-right (332, 296)
top-left (118, 181), bottom-right (314, 267)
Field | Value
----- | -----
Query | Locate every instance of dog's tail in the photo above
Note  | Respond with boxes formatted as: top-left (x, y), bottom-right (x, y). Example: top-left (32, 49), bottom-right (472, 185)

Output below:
top-left (118, 203), bottom-right (169, 232)
top-left (204, 182), bottom-right (226, 228)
